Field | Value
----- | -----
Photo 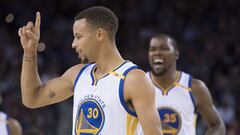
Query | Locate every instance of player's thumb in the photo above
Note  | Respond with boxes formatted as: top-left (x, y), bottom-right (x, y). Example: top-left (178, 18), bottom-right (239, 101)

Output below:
top-left (26, 30), bottom-right (38, 42)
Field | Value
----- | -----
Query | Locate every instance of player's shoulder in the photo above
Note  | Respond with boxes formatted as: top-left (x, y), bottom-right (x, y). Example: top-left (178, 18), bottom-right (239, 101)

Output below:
top-left (191, 78), bottom-right (212, 105)
top-left (7, 117), bottom-right (22, 133)
top-left (124, 69), bottom-right (153, 92)
top-left (124, 68), bottom-right (155, 101)
top-left (68, 64), bottom-right (86, 72)
top-left (7, 117), bottom-right (19, 125)
top-left (62, 64), bottom-right (87, 82)
top-left (63, 64), bottom-right (83, 75)
top-left (191, 78), bottom-right (208, 92)
top-left (125, 68), bottom-right (147, 82)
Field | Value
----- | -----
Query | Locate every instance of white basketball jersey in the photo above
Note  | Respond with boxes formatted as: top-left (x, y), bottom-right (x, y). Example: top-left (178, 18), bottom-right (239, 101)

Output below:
top-left (0, 111), bottom-right (9, 135)
top-left (141, 71), bottom-right (196, 135)
top-left (72, 61), bottom-right (141, 135)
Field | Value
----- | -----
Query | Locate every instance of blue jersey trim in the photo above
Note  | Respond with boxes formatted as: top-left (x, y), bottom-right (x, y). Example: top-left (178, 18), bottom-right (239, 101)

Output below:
top-left (188, 75), bottom-right (192, 87)
top-left (73, 64), bottom-right (91, 91)
top-left (90, 64), bottom-right (97, 85)
top-left (188, 75), bottom-right (196, 112)
top-left (165, 72), bottom-right (182, 95)
top-left (113, 60), bottom-right (129, 71)
top-left (6, 115), bottom-right (10, 135)
top-left (119, 66), bottom-right (139, 117)
top-left (149, 71), bottom-right (182, 96)
top-left (90, 61), bottom-right (129, 86)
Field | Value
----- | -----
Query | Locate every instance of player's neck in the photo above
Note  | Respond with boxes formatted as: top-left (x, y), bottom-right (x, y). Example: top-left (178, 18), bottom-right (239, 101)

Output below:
top-left (95, 42), bottom-right (124, 74)
top-left (152, 67), bottom-right (178, 90)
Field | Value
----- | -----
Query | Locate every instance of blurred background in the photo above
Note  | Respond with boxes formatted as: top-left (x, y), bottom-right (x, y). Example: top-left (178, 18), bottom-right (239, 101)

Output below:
top-left (0, 0), bottom-right (239, 134)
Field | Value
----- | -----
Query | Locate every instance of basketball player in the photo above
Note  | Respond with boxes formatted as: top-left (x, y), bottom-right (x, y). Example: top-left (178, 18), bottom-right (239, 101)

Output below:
top-left (0, 94), bottom-right (22, 135)
top-left (143, 33), bottom-right (225, 135)
top-left (18, 6), bottom-right (162, 135)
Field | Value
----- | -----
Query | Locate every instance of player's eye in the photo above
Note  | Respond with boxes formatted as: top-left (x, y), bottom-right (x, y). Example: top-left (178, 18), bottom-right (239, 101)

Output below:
top-left (149, 47), bottom-right (156, 52)
top-left (75, 35), bottom-right (82, 40)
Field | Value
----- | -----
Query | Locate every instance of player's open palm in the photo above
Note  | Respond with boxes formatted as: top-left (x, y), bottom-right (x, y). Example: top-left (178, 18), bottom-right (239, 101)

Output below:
top-left (18, 12), bottom-right (41, 52)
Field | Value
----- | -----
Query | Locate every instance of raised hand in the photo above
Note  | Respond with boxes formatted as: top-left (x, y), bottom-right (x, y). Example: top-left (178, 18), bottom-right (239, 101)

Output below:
top-left (18, 12), bottom-right (41, 52)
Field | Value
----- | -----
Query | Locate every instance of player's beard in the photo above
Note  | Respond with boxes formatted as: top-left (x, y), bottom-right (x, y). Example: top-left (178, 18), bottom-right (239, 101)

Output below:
top-left (81, 55), bottom-right (89, 64)
top-left (150, 65), bottom-right (166, 76)
top-left (78, 52), bottom-right (89, 64)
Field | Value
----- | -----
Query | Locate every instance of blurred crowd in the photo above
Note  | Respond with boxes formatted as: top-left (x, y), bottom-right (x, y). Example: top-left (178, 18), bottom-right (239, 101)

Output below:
top-left (0, 0), bottom-right (239, 134)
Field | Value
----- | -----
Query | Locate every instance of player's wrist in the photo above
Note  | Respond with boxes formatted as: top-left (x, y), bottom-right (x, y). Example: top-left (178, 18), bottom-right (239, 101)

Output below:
top-left (23, 51), bottom-right (37, 61)
top-left (23, 50), bottom-right (37, 56)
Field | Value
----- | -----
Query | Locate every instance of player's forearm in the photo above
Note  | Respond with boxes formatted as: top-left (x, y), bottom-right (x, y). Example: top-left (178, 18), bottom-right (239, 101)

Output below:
top-left (143, 126), bottom-right (162, 135)
top-left (21, 51), bottom-right (42, 108)
top-left (145, 119), bottom-right (163, 135)
top-left (141, 112), bottom-right (163, 135)
top-left (205, 123), bottom-right (226, 135)
top-left (147, 122), bottom-right (163, 135)
top-left (144, 128), bottom-right (163, 135)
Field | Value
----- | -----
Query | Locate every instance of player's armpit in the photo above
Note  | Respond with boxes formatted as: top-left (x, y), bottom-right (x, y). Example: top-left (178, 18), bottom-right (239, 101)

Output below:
top-left (124, 69), bottom-right (163, 135)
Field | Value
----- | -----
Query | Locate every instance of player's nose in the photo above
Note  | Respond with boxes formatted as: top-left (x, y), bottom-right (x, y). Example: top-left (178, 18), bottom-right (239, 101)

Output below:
top-left (153, 49), bottom-right (162, 55)
top-left (72, 40), bottom-right (77, 49)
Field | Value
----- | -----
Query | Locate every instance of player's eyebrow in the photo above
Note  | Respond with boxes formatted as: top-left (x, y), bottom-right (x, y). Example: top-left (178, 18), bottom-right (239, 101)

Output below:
top-left (74, 32), bottom-right (81, 37)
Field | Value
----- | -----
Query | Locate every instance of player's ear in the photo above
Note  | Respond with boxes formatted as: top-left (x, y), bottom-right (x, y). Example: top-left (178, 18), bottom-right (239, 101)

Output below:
top-left (175, 50), bottom-right (179, 60)
top-left (96, 28), bottom-right (104, 41)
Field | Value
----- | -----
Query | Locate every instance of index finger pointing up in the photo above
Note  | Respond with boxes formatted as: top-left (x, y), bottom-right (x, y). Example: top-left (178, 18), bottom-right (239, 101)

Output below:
top-left (35, 12), bottom-right (41, 31)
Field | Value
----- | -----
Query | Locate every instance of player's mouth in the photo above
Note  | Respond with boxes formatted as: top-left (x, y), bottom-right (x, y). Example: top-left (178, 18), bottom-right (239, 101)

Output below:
top-left (152, 58), bottom-right (164, 68)
top-left (153, 58), bottom-right (164, 65)
top-left (75, 50), bottom-right (83, 59)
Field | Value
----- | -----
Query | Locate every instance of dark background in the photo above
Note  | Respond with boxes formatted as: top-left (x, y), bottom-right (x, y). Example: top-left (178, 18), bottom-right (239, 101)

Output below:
top-left (0, 0), bottom-right (239, 134)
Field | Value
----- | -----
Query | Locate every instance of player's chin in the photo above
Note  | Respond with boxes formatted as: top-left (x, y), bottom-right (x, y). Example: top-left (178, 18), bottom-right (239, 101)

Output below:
top-left (153, 67), bottom-right (165, 76)
top-left (81, 58), bottom-right (89, 64)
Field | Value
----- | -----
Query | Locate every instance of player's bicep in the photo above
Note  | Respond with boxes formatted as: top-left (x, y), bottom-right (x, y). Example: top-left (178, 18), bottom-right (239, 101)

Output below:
top-left (125, 70), bottom-right (162, 135)
top-left (33, 64), bottom-right (83, 108)
top-left (131, 83), bottom-right (160, 132)
top-left (192, 79), bottom-right (222, 126)
top-left (35, 76), bottom-right (73, 107)
top-left (41, 76), bottom-right (73, 99)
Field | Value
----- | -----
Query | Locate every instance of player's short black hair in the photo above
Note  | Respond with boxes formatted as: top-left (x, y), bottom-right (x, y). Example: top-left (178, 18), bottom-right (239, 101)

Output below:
top-left (152, 33), bottom-right (178, 51)
top-left (75, 6), bottom-right (118, 40)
